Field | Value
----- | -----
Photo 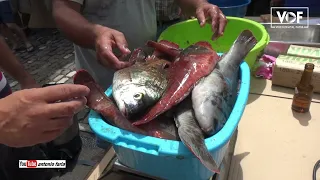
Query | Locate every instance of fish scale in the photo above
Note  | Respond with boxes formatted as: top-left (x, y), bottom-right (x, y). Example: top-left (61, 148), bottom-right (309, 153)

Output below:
top-left (112, 56), bottom-right (170, 118)
top-left (129, 63), bottom-right (167, 93)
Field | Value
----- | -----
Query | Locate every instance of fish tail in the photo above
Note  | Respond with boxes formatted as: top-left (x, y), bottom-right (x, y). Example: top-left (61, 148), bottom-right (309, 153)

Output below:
top-left (174, 98), bottom-right (220, 173)
top-left (231, 30), bottom-right (257, 58)
top-left (177, 123), bottom-right (220, 174)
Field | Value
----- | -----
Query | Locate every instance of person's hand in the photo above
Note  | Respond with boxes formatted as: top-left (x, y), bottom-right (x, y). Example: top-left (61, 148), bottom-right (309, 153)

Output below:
top-left (0, 84), bottom-right (89, 148)
top-left (19, 76), bottom-right (41, 89)
top-left (195, 2), bottom-right (227, 40)
top-left (94, 25), bottom-right (133, 70)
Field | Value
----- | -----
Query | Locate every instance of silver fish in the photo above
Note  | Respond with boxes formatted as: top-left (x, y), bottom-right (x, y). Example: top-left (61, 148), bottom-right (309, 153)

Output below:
top-left (112, 57), bottom-right (171, 118)
top-left (192, 30), bottom-right (257, 136)
top-left (174, 97), bottom-right (220, 173)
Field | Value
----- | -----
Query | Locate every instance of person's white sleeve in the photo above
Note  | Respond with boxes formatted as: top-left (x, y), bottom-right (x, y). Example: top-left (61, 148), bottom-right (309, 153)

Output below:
top-left (69, 0), bottom-right (84, 5)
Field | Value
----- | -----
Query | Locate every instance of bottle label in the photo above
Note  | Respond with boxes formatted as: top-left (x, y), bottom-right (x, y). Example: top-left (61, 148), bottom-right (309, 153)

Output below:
top-left (292, 96), bottom-right (311, 108)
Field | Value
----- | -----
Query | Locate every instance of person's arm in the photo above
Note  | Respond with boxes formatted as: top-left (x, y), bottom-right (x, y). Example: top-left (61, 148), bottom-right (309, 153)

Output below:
top-left (52, 0), bottom-right (132, 70)
top-left (52, 0), bottom-right (102, 49)
top-left (0, 36), bottom-right (37, 88)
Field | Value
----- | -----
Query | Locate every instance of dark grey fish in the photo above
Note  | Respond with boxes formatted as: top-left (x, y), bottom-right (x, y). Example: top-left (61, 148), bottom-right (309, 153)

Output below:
top-left (174, 97), bottom-right (220, 173)
top-left (192, 30), bottom-right (257, 136)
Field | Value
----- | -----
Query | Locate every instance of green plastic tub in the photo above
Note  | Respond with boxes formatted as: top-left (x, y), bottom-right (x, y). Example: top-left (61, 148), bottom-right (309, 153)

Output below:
top-left (158, 17), bottom-right (270, 69)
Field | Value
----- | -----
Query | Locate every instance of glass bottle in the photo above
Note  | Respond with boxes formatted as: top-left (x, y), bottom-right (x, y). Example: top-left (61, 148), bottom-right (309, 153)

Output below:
top-left (291, 63), bottom-right (314, 113)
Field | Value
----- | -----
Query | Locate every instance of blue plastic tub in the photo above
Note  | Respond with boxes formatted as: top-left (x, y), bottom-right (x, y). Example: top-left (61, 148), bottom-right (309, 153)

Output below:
top-left (89, 57), bottom-right (251, 180)
top-left (209, 0), bottom-right (251, 17)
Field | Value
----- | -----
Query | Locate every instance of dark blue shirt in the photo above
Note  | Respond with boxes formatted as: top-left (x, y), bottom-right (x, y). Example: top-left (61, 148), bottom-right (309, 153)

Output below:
top-left (284, 0), bottom-right (320, 16)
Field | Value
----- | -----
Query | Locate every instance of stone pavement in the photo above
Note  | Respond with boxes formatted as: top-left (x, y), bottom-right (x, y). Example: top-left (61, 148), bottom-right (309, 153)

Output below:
top-left (7, 29), bottom-right (75, 90)
top-left (6, 28), bottom-right (90, 122)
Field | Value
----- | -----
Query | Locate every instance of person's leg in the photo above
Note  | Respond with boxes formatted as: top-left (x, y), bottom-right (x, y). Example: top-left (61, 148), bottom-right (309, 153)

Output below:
top-left (7, 23), bottom-right (33, 51)
top-left (0, 23), bottom-right (18, 49)
top-left (1, 0), bottom-right (33, 51)
top-left (13, 11), bottom-right (23, 27)
top-left (21, 13), bottom-right (30, 28)
top-left (0, 2), bottom-right (19, 49)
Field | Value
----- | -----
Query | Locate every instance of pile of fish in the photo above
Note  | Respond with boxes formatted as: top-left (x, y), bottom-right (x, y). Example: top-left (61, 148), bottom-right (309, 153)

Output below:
top-left (74, 30), bottom-right (257, 173)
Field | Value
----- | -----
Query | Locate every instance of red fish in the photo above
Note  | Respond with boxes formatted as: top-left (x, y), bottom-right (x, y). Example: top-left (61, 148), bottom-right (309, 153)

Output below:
top-left (73, 69), bottom-right (178, 140)
top-left (133, 41), bottom-right (220, 126)
top-left (148, 40), bottom-right (181, 59)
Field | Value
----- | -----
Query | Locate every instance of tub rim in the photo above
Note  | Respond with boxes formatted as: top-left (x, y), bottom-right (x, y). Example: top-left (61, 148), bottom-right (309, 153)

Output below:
top-left (160, 17), bottom-right (269, 56)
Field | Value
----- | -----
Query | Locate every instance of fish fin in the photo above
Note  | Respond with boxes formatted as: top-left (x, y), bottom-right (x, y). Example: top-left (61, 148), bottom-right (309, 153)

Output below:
top-left (146, 41), bottom-right (181, 58)
top-left (159, 40), bottom-right (180, 49)
top-left (194, 41), bottom-right (213, 50)
top-left (128, 48), bottom-right (146, 63)
top-left (177, 119), bottom-right (220, 174)
top-left (145, 55), bottom-right (156, 61)
top-left (152, 41), bottom-right (180, 62)
top-left (231, 30), bottom-right (257, 57)
top-left (174, 98), bottom-right (220, 173)
top-left (181, 41), bottom-right (215, 56)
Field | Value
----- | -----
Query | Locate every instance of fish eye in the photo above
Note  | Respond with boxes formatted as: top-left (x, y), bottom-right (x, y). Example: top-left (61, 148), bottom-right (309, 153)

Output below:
top-left (133, 93), bottom-right (144, 100)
